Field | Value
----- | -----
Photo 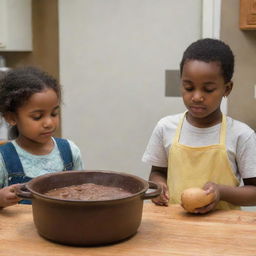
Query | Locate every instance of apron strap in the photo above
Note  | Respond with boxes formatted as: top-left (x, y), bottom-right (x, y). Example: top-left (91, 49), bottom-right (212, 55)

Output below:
top-left (219, 114), bottom-right (226, 146)
top-left (173, 112), bottom-right (227, 145)
top-left (173, 112), bottom-right (186, 144)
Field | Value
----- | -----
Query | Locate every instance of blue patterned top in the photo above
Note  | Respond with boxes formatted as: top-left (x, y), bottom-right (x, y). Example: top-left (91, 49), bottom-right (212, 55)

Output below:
top-left (0, 138), bottom-right (84, 187)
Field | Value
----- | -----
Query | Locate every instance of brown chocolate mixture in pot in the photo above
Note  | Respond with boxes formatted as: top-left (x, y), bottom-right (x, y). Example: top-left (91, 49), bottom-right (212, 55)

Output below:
top-left (44, 183), bottom-right (132, 200)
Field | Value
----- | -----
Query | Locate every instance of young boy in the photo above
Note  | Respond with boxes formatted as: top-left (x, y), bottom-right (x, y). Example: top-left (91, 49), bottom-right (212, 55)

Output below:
top-left (142, 38), bottom-right (256, 213)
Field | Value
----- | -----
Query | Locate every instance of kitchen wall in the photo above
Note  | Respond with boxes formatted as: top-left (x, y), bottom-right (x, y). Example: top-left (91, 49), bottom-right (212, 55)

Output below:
top-left (221, 0), bottom-right (256, 130)
top-left (59, 0), bottom-right (202, 179)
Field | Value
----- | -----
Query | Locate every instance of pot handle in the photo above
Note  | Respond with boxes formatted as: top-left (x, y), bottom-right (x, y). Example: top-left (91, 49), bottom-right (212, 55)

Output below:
top-left (142, 181), bottom-right (162, 200)
top-left (15, 183), bottom-right (33, 200)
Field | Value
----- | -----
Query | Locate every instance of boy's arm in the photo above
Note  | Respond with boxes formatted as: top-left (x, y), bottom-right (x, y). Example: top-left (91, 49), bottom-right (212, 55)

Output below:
top-left (195, 178), bottom-right (256, 214)
top-left (149, 166), bottom-right (169, 206)
top-left (219, 177), bottom-right (256, 205)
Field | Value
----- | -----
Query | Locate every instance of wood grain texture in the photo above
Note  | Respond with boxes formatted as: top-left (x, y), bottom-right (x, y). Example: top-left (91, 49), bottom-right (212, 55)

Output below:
top-left (1, 203), bottom-right (256, 255)
top-left (240, 0), bottom-right (256, 30)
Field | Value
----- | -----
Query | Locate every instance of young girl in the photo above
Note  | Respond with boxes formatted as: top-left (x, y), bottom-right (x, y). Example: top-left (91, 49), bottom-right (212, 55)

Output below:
top-left (142, 38), bottom-right (256, 213)
top-left (0, 67), bottom-right (84, 208)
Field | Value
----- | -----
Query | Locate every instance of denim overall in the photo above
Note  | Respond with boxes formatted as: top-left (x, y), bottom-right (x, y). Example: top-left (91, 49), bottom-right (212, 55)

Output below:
top-left (0, 138), bottom-right (73, 204)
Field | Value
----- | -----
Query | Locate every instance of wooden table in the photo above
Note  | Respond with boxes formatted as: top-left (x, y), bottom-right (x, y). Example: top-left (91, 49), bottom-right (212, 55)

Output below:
top-left (1, 203), bottom-right (256, 256)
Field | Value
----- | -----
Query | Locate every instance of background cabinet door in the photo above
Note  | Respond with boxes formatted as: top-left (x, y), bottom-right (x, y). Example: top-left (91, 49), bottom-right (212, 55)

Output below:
top-left (240, 0), bottom-right (256, 30)
top-left (0, 0), bottom-right (32, 51)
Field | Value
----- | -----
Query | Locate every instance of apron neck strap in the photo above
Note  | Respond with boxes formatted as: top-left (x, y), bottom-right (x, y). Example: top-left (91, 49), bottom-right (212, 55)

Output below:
top-left (173, 112), bottom-right (186, 143)
top-left (219, 113), bottom-right (226, 145)
top-left (174, 112), bottom-right (227, 145)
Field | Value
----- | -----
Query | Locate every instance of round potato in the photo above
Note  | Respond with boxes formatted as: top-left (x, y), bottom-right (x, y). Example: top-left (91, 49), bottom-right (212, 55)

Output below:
top-left (181, 187), bottom-right (215, 213)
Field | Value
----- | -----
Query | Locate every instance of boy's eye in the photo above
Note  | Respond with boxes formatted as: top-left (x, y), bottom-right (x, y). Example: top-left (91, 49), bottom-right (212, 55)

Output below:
top-left (204, 88), bottom-right (216, 93)
top-left (182, 81), bottom-right (194, 92)
top-left (183, 86), bottom-right (194, 92)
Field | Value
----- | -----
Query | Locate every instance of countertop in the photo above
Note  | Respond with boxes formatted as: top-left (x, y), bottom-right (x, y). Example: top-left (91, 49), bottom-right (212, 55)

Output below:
top-left (1, 203), bottom-right (256, 256)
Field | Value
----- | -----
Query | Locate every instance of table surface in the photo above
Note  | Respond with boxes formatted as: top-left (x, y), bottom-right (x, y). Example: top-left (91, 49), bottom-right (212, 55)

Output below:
top-left (1, 203), bottom-right (256, 256)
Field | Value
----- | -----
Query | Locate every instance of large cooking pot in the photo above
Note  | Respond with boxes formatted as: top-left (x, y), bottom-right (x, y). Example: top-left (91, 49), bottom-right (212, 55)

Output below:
top-left (17, 170), bottom-right (161, 246)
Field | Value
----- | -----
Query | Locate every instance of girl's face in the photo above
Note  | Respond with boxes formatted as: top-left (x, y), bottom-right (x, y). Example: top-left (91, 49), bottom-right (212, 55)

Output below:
top-left (180, 60), bottom-right (232, 127)
top-left (8, 88), bottom-right (60, 146)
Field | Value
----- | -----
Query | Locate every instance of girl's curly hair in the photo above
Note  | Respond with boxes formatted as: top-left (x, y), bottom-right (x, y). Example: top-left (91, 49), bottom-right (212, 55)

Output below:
top-left (0, 66), bottom-right (61, 139)
top-left (0, 66), bottom-right (61, 114)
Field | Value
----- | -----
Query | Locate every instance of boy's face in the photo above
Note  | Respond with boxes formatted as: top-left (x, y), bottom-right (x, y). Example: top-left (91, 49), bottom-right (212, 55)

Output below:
top-left (180, 60), bottom-right (232, 127)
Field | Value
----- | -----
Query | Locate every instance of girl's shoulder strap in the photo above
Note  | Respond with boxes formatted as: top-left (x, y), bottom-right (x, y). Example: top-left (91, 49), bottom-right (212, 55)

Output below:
top-left (0, 142), bottom-right (24, 175)
top-left (54, 138), bottom-right (74, 170)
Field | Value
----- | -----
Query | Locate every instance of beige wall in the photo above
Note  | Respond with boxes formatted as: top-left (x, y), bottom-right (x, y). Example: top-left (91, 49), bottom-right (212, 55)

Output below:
top-left (221, 0), bottom-right (256, 130)
top-left (59, 0), bottom-right (202, 178)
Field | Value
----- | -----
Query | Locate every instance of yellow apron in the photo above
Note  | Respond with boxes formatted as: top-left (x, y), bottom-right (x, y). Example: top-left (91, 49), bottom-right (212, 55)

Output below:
top-left (167, 112), bottom-right (240, 210)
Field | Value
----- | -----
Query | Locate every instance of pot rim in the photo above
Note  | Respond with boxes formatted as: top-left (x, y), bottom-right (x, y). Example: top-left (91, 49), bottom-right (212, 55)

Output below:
top-left (25, 170), bottom-right (150, 203)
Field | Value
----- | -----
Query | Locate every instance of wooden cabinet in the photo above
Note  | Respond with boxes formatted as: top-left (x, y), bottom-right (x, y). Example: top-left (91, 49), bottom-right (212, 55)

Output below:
top-left (0, 0), bottom-right (32, 51)
top-left (240, 0), bottom-right (256, 30)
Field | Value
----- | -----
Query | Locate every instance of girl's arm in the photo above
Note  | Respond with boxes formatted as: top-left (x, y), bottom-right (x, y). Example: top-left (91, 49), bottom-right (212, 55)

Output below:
top-left (0, 184), bottom-right (21, 208)
top-left (149, 166), bottom-right (169, 206)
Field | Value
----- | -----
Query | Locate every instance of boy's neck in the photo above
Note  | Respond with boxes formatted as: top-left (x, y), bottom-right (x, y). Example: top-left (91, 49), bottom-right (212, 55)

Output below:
top-left (186, 110), bottom-right (222, 128)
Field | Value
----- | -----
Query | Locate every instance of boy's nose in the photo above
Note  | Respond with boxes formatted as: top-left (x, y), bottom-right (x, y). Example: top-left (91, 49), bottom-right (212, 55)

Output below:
top-left (192, 92), bottom-right (204, 102)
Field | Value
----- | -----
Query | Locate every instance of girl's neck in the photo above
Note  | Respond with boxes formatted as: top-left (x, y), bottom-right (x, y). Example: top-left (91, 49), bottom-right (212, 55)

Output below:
top-left (15, 137), bottom-right (54, 155)
top-left (186, 109), bottom-right (222, 128)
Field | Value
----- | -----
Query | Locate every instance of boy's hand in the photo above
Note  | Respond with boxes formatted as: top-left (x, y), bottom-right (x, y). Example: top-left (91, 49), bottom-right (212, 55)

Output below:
top-left (152, 181), bottom-right (169, 206)
top-left (149, 166), bottom-right (169, 206)
top-left (0, 184), bottom-right (22, 208)
top-left (194, 182), bottom-right (219, 214)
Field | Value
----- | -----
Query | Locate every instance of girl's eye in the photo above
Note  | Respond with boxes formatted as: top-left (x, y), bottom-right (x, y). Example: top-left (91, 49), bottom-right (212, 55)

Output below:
top-left (51, 111), bottom-right (59, 117)
top-left (32, 116), bottom-right (42, 121)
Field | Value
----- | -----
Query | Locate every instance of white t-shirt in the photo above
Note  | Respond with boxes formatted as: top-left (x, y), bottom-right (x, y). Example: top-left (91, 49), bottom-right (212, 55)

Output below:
top-left (142, 113), bottom-right (256, 182)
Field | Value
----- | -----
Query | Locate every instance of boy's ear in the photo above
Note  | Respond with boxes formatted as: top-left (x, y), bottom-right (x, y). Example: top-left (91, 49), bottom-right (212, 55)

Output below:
top-left (4, 112), bottom-right (17, 126)
top-left (224, 81), bottom-right (233, 97)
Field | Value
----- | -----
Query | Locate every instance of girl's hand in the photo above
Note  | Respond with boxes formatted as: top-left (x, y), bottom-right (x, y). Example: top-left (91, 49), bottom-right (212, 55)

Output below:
top-left (194, 182), bottom-right (220, 214)
top-left (0, 184), bottom-right (22, 208)
top-left (152, 181), bottom-right (169, 206)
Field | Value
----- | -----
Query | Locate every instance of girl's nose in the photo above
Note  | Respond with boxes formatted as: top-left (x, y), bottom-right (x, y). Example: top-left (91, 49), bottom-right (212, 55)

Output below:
top-left (43, 117), bottom-right (54, 128)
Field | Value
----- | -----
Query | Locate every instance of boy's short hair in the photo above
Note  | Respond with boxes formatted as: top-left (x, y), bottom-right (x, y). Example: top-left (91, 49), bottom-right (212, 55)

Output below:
top-left (180, 38), bottom-right (234, 83)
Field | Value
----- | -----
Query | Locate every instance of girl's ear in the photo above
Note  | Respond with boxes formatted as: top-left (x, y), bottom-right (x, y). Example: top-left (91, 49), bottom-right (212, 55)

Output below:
top-left (224, 81), bottom-right (233, 97)
top-left (4, 112), bottom-right (17, 126)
